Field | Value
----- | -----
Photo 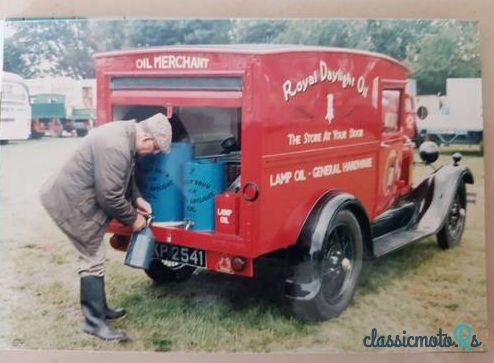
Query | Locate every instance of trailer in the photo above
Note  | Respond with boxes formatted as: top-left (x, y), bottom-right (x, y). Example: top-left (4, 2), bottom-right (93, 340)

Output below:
top-left (94, 45), bottom-right (472, 321)
top-left (415, 78), bottom-right (483, 147)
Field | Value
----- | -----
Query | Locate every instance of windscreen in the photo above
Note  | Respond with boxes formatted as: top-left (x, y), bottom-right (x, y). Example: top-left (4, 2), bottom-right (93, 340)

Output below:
top-left (112, 105), bottom-right (241, 157)
top-left (175, 106), bottom-right (240, 157)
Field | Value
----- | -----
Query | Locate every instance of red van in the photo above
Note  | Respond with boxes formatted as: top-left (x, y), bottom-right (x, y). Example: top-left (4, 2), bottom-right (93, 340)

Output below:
top-left (93, 45), bottom-right (473, 321)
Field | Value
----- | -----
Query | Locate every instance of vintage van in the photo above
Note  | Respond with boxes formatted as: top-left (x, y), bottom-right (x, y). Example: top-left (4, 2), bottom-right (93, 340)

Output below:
top-left (94, 45), bottom-right (473, 321)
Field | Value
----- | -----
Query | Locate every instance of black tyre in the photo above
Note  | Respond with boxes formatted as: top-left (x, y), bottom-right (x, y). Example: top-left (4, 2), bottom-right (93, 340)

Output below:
top-left (288, 209), bottom-right (363, 321)
top-left (437, 183), bottom-right (466, 249)
top-left (145, 259), bottom-right (196, 283)
top-left (30, 131), bottom-right (44, 139)
top-left (76, 128), bottom-right (88, 137)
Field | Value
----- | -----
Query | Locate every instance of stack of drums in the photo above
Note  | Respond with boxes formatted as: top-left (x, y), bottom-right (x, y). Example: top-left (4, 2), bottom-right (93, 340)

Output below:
top-left (136, 142), bottom-right (193, 222)
top-left (183, 160), bottom-right (225, 231)
top-left (136, 142), bottom-right (226, 231)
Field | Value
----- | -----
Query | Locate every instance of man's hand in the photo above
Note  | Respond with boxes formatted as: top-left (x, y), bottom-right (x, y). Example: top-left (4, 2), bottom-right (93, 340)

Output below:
top-left (134, 197), bottom-right (152, 217)
top-left (132, 213), bottom-right (147, 232)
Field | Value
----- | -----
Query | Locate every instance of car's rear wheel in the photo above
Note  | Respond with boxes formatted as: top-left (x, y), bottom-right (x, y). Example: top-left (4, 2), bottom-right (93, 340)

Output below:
top-left (437, 183), bottom-right (466, 249)
top-left (145, 259), bottom-right (196, 283)
top-left (287, 209), bottom-right (363, 321)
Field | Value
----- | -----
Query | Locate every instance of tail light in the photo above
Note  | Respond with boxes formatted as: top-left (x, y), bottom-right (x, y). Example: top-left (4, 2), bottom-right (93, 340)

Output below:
top-left (242, 182), bottom-right (259, 201)
top-left (109, 234), bottom-right (130, 251)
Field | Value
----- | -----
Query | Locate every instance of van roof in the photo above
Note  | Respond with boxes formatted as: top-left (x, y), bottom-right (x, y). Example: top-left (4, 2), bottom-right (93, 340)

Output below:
top-left (93, 44), bottom-right (408, 71)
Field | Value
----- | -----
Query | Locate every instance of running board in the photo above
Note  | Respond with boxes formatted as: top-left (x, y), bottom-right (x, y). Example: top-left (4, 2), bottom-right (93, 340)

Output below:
top-left (371, 163), bottom-right (473, 258)
top-left (373, 228), bottom-right (433, 257)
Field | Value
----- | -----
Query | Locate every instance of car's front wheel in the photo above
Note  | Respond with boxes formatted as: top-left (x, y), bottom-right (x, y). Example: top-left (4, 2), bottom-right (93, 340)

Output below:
top-left (437, 183), bottom-right (466, 249)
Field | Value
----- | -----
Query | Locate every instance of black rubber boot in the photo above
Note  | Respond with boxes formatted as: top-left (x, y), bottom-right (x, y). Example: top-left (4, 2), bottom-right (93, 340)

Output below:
top-left (80, 276), bottom-right (128, 342)
top-left (102, 278), bottom-right (126, 320)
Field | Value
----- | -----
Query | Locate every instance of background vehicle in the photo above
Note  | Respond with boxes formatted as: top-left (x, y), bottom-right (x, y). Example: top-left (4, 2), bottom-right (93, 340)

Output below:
top-left (69, 107), bottom-right (94, 137)
top-left (27, 77), bottom-right (96, 138)
top-left (0, 71), bottom-right (32, 144)
top-left (415, 78), bottom-right (483, 148)
top-left (30, 93), bottom-right (67, 138)
top-left (95, 45), bottom-right (473, 321)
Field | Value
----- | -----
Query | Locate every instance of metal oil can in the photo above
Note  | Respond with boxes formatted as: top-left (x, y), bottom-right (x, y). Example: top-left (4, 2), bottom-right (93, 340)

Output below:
top-left (124, 216), bottom-right (156, 270)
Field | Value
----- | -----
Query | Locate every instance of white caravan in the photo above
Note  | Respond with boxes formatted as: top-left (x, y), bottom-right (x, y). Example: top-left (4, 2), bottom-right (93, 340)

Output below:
top-left (0, 71), bottom-right (32, 143)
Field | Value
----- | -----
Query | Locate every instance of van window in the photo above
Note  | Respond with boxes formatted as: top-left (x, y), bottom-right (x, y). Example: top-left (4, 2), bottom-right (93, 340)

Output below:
top-left (176, 106), bottom-right (241, 157)
top-left (113, 105), bottom-right (166, 122)
top-left (113, 105), bottom-right (241, 157)
top-left (382, 90), bottom-right (401, 133)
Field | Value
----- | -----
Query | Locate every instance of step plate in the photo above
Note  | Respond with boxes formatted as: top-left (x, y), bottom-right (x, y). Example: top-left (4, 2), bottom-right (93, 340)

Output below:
top-left (373, 228), bottom-right (432, 257)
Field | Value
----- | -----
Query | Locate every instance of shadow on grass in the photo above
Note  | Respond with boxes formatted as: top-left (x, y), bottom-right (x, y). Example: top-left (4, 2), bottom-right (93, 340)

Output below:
top-left (358, 238), bottom-right (439, 294)
top-left (119, 238), bottom-right (440, 324)
top-left (149, 255), bottom-right (292, 318)
top-left (110, 238), bottom-right (444, 351)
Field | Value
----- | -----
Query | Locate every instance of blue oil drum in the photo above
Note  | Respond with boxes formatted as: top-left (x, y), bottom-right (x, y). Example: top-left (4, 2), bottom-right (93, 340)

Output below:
top-left (136, 142), bottom-right (193, 222)
top-left (183, 160), bottom-right (225, 231)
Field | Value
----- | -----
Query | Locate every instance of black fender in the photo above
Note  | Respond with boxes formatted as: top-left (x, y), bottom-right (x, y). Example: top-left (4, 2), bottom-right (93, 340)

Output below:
top-left (285, 191), bottom-right (371, 300)
top-left (411, 164), bottom-right (473, 235)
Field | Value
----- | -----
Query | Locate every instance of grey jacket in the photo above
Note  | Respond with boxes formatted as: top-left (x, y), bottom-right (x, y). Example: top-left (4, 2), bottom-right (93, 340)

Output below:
top-left (40, 121), bottom-right (141, 252)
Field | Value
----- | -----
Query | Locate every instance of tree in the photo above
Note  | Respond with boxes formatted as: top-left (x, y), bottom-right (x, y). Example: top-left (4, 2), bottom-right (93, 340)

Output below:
top-left (273, 19), bottom-right (370, 49)
top-left (2, 17), bottom-right (481, 93)
top-left (125, 19), bottom-right (233, 47)
top-left (88, 19), bottom-right (131, 53)
top-left (4, 19), bottom-right (95, 79)
top-left (404, 20), bottom-right (481, 94)
top-left (231, 19), bottom-right (288, 43)
top-left (365, 20), bottom-right (432, 60)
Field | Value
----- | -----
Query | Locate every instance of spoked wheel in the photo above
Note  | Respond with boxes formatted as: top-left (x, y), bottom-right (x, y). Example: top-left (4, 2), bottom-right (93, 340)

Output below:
top-left (321, 223), bottom-right (358, 305)
top-left (288, 209), bottom-right (363, 321)
top-left (437, 184), bottom-right (466, 249)
top-left (145, 259), bottom-right (196, 284)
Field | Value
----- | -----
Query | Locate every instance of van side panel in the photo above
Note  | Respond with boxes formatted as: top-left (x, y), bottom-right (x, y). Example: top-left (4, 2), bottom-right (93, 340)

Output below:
top-left (93, 48), bottom-right (409, 261)
top-left (255, 52), bottom-right (407, 256)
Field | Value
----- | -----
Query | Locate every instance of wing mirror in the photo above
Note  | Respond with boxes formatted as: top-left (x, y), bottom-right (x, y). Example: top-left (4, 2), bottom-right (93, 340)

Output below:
top-left (419, 141), bottom-right (439, 164)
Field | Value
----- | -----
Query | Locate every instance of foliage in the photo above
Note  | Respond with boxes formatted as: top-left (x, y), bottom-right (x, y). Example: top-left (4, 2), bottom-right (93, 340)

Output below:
top-left (3, 18), bottom-right (480, 94)
top-left (231, 19), bottom-right (289, 43)
top-left (404, 20), bottom-right (481, 94)
top-left (4, 19), bottom-right (95, 79)
top-left (123, 19), bottom-right (233, 48)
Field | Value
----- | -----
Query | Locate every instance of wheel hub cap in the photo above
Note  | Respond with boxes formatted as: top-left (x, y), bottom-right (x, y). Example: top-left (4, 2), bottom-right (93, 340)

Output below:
top-left (341, 257), bottom-right (351, 272)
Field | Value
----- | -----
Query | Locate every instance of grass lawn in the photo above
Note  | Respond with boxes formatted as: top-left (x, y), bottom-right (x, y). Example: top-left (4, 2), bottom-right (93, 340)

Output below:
top-left (0, 138), bottom-right (487, 352)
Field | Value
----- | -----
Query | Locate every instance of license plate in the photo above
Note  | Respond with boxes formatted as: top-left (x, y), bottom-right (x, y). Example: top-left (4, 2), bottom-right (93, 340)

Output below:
top-left (153, 243), bottom-right (206, 268)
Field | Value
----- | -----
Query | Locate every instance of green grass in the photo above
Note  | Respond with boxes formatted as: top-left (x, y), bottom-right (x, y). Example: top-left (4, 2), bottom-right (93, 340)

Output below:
top-left (0, 138), bottom-right (487, 352)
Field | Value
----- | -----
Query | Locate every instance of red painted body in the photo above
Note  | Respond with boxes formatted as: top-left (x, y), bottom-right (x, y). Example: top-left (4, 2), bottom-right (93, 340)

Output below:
top-left (94, 45), bottom-right (416, 277)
